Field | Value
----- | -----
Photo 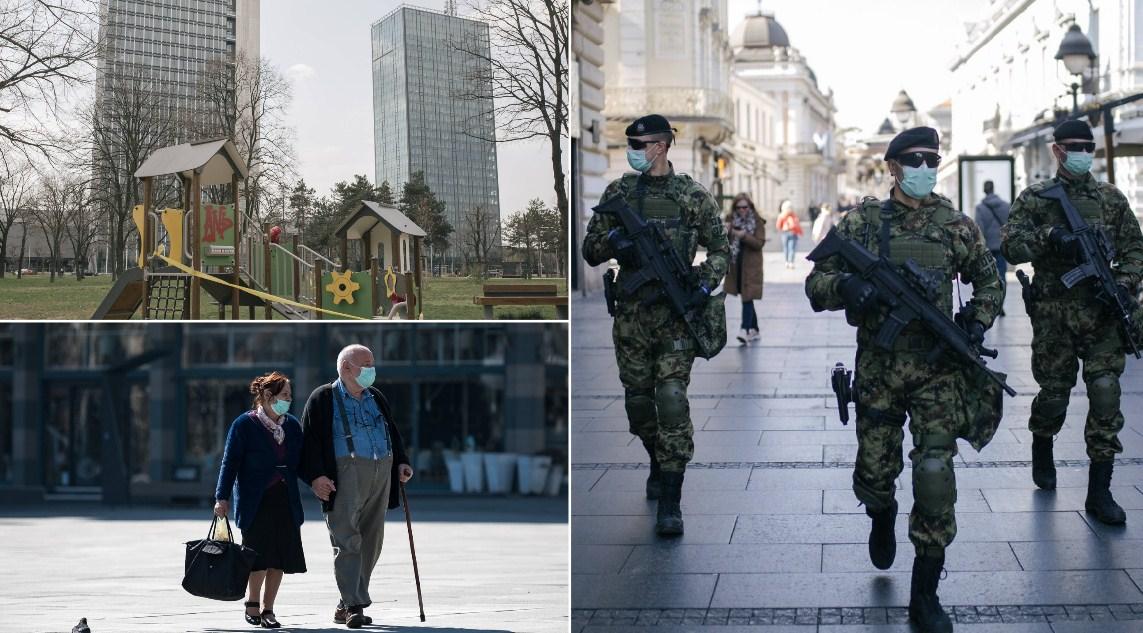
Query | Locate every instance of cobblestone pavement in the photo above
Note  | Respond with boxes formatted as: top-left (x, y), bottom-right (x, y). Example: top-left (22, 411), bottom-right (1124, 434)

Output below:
top-left (571, 244), bottom-right (1143, 633)
top-left (0, 497), bottom-right (567, 633)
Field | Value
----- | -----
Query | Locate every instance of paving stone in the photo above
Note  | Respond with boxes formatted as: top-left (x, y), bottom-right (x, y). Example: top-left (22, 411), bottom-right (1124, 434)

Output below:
top-left (747, 467), bottom-right (857, 490)
top-left (823, 487), bottom-right (991, 514)
top-left (571, 544), bottom-right (634, 574)
top-left (951, 511), bottom-right (1099, 542)
top-left (591, 468), bottom-right (750, 493)
top-left (981, 486), bottom-right (1143, 512)
top-left (572, 488), bottom-right (822, 516)
top-left (620, 543), bottom-right (821, 574)
top-left (1082, 510), bottom-right (1143, 541)
top-left (571, 573), bottom-right (717, 609)
top-left (822, 542), bottom-right (1023, 573)
top-left (692, 430), bottom-right (764, 446)
top-left (1049, 622), bottom-right (1143, 632)
top-left (703, 415), bottom-right (825, 431)
top-left (733, 512), bottom-right (908, 544)
top-left (572, 514), bottom-right (737, 545)
top-left (581, 627), bottom-right (807, 633)
top-left (573, 468), bottom-right (606, 492)
top-left (1010, 539), bottom-right (1143, 571)
top-left (692, 442), bottom-right (823, 463)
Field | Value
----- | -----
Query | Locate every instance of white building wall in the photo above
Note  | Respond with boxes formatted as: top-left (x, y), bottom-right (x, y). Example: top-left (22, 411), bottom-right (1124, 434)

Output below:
top-left (574, 0), bottom-right (612, 293)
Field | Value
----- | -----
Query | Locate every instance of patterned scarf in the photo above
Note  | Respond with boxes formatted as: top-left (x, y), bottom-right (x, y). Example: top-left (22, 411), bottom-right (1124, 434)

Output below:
top-left (729, 211), bottom-right (757, 260)
top-left (253, 406), bottom-right (285, 445)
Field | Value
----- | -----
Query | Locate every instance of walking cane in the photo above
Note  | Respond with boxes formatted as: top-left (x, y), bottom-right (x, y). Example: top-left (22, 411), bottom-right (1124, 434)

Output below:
top-left (400, 481), bottom-right (426, 622)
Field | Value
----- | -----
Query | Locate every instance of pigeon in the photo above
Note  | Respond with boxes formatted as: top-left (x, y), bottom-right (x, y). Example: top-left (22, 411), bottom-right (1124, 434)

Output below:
top-left (71, 618), bottom-right (90, 633)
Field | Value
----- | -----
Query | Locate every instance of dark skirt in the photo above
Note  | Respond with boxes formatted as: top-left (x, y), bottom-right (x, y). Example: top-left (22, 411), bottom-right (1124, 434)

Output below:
top-left (241, 480), bottom-right (307, 574)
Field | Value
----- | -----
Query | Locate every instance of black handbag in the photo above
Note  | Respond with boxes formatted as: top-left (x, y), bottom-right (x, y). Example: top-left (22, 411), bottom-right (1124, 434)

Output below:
top-left (181, 515), bottom-right (258, 601)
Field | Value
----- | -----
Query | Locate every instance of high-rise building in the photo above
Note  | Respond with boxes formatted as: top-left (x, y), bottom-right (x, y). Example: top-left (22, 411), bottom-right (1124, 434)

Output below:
top-left (95, 0), bottom-right (261, 136)
top-left (372, 6), bottom-right (500, 250)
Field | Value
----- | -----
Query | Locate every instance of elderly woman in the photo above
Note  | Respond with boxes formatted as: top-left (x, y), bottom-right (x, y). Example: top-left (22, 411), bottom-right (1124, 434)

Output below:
top-left (724, 193), bottom-right (766, 344)
top-left (215, 372), bottom-right (307, 629)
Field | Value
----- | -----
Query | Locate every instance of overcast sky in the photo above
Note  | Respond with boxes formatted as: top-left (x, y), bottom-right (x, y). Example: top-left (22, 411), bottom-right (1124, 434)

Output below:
top-left (727, 0), bottom-right (992, 136)
top-left (261, 0), bottom-right (557, 216)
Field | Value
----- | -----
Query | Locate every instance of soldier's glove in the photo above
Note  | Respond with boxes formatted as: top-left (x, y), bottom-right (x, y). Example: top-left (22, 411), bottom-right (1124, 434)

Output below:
top-left (837, 273), bottom-right (878, 317)
top-left (1048, 226), bottom-right (1082, 260)
top-left (1113, 284), bottom-right (1140, 309)
top-left (957, 314), bottom-right (986, 345)
top-left (688, 283), bottom-right (711, 309)
top-left (607, 228), bottom-right (638, 268)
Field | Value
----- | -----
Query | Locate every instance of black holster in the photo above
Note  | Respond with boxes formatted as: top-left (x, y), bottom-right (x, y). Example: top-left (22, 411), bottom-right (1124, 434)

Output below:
top-left (603, 268), bottom-right (618, 316)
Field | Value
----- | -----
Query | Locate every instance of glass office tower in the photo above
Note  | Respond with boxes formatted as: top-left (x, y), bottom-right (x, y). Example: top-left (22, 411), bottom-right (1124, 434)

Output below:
top-left (372, 6), bottom-right (500, 256)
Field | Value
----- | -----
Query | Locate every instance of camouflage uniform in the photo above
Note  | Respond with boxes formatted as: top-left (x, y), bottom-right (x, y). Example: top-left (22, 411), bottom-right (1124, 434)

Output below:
top-left (1001, 171), bottom-right (1143, 461)
top-left (806, 192), bottom-right (1003, 553)
top-left (582, 166), bottom-right (730, 473)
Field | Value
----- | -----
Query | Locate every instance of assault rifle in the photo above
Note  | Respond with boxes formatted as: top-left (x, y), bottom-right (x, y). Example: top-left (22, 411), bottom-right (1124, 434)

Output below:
top-left (808, 228), bottom-right (1016, 397)
top-left (592, 195), bottom-right (720, 358)
top-left (1037, 183), bottom-right (1141, 359)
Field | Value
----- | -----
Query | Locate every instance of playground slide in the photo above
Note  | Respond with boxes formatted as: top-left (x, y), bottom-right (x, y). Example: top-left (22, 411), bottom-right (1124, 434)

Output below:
top-left (198, 270), bottom-right (309, 320)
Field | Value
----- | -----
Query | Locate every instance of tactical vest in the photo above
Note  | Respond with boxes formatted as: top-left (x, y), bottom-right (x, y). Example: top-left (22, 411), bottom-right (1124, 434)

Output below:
top-left (615, 173), bottom-right (699, 299)
top-left (1029, 180), bottom-right (1111, 299)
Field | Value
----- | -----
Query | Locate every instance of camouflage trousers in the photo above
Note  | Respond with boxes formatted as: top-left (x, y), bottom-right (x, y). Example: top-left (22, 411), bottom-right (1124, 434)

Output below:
top-left (852, 346), bottom-right (965, 554)
top-left (1028, 299), bottom-right (1126, 461)
top-left (613, 305), bottom-right (697, 472)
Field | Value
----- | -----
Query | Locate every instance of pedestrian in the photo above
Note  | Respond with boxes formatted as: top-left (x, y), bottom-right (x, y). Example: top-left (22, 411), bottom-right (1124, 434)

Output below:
top-left (724, 192), bottom-right (766, 344)
top-left (776, 200), bottom-right (803, 269)
top-left (1001, 118), bottom-right (1143, 525)
top-left (214, 371), bottom-right (308, 630)
top-left (300, 344), bottom-right (414, 629)
top-left (805, 126), bottom-right (1004, 633)
top-left (581, 113), bottom-right (730, 536)
top-left (812, 202), bottom-right (836, 244)
top-left (975, 180), bottom-right (1011, 316)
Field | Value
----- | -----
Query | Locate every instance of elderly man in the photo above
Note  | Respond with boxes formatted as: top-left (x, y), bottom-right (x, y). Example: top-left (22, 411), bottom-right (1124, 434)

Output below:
top-left (300, 344), bottom-right (414, 629)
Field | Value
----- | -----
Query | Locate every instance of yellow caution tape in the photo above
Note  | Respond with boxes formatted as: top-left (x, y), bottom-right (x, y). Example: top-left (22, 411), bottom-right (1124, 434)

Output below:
top-left (152, 252), bottom-right (371, 321)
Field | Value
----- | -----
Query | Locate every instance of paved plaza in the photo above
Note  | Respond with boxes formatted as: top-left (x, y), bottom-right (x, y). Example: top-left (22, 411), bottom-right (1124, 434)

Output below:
top-left (0, 497), bottom-right (567, 633)
top-left (571, 242), bottom-right (1143, 632)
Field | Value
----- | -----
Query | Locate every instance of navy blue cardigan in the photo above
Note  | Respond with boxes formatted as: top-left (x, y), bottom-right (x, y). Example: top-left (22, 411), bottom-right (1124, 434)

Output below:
top-left (214, 412), bottom-right (305, 531)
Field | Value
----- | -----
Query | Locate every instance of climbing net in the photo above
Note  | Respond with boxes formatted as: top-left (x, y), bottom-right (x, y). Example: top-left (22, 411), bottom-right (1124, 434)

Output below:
top-left (146, 273), bottom-right (190, 319)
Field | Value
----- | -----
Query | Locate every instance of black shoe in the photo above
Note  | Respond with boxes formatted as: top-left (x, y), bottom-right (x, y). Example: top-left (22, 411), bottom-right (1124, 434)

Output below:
top-left (1086, 460), bottom-right (1127, 525)
top-left (346, 612), bottom-right (367, 629)
top-left (244, 601), bottom-right (261, 626)
top-left (646, 457), bottom-right (662, 501)
top-left (908, 552), bottom-right (953, 633)
top-left (260, 610), bottom-right (281, 629)
top-left (655, 471), bottom-right (684, 536)
top-left (1031, 434), bottom-right (1057, 490)
top-left (867, 500), bottom-right (897, 570)
top-left (336, 604), bottom-right (372, 626)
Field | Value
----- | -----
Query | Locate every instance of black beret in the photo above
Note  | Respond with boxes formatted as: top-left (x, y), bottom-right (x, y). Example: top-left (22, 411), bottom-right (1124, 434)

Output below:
top-left (884, 126), bottom-right (940, 160)
top-left (1054, 119), bottom-right (1094, 141)
top-left (625, 114), bottom-right (675, 137)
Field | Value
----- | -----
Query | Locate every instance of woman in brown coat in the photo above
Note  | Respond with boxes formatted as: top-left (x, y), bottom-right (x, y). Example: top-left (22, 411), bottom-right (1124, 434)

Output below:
top-left (724, 193), bottom-right (766, 344)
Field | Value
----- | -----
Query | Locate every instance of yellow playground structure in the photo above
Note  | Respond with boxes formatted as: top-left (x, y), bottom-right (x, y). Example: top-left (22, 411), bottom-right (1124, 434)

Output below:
top-left (92, 138), bottom-right (425, 320)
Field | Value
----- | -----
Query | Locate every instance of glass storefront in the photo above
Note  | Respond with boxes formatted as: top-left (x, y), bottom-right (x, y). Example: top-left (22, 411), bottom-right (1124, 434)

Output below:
top-left (42, 382), bottom-right (148, 489)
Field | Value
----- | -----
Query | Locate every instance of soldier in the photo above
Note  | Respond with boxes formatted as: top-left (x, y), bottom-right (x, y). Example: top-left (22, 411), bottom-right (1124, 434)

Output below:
top-left (581, 114), bottom-right (730, 536)
top-left (805, 127), bottom-right (1003, 633)
top-left (1001, 119), bottom-right (1143, 525)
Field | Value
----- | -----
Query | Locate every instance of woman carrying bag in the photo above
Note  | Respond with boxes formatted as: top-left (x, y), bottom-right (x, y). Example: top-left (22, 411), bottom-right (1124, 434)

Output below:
top-left (724, 193), bottom-right (766, 344)
top-left (776, 200), bottom-right (803, 269)
top-left (214, 372), bottom-right (308, 629)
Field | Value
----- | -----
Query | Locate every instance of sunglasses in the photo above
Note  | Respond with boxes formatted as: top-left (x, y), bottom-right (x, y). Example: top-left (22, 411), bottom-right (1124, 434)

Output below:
top-left (896, 152), bottom-right (941, 168)
top-left (1060, 142), bottom-right (1095, 153)
top-left (627, 138), bottom-right (663, 150)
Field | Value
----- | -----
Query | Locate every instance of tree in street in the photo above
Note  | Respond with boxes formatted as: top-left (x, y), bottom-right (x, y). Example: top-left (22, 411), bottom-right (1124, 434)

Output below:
top-left (453, 0), bottom-right (569, 275)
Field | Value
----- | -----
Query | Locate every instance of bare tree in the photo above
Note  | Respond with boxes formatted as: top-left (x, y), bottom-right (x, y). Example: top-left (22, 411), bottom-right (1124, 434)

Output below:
top-left (29, 171), bottom-right (78, 281)
top-left (0, 160), bottom-right (35, 276)
top-left (63, 179), bottom-right (98, 279)
top-left (0, 0), bottom-right (100, 162)
top-left (195, 54), bottom-right (296, 222)
top-left (454, 0), bottom-right (569, 273)
top-left (459, 204), bottom-right (500, 278)
top-left (83, 72), bottom-right (179, 277)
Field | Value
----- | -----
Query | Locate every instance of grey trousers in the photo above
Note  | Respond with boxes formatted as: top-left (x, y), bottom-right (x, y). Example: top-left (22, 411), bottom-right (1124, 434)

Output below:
top-left (325, 455), bottom-right (393, 608)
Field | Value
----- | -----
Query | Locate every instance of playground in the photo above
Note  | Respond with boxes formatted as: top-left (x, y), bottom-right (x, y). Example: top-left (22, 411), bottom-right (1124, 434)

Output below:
top-left (0, 274), bottom-right (567, 320)
top-left (12, 138), bottom-right (567, 321)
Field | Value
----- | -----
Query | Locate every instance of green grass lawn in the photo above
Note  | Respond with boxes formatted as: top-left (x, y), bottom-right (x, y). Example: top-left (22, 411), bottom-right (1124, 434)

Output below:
top-left (0, 273), bottom-right (567, 321)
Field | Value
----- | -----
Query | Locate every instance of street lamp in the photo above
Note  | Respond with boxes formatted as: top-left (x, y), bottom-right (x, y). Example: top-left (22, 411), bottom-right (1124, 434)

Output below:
top-left (890, 90), bottom-right (916, 128)
top-left (1055, 23), bottom-right (1096, 113)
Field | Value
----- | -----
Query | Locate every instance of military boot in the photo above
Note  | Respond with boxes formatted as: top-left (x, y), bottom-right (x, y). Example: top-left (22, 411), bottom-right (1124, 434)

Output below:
top-left (646, 456), bottom-right (662, 501)
top-left (1085, 460), bottom-right (1127, 525)
top-left (1031, 434), bottom-right (1056, 490)
top-left (655, 471), bottom-right (684, 536)
top-left (908, 551), bottom-right (953, 633)
top-left (866, 499), bottom-right (897, 570)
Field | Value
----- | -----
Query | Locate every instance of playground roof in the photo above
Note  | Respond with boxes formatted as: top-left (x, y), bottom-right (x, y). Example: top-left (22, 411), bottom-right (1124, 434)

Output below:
top-left (134, 138), bottom-right (249, 185)
top-left (336, 201), bottom-right (427, 239)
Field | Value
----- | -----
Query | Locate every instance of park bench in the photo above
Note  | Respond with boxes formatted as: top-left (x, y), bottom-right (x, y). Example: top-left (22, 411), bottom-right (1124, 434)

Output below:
top-left (473, 283), bottom-right (568, 319)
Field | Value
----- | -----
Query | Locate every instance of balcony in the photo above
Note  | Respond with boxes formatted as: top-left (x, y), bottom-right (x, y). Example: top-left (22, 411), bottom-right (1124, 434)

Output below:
top-left (605, 87), bottom-right (734, 142)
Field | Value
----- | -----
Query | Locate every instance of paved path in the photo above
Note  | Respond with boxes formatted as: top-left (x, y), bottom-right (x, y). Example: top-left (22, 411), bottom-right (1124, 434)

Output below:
top-left (0, 497), bottom-right (567, 633)
top-left (571, 244), bottom-right (1143, 633)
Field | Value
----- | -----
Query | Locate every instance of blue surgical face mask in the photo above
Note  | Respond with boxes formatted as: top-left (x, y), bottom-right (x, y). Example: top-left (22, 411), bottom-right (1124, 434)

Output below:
top-left (270, 398), bottom-right (291, 416)
top-left (626, 148), bottom-right (653, 173)
top-left (355, 366), bottom-right (376, 389)
top-left (1063, 151), bottom-right (1093, 175)
top-left (898, 165), bottom-right (938, 199)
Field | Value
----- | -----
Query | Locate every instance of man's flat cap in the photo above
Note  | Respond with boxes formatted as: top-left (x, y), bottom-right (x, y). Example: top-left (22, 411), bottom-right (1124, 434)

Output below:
top-left (626, 114), bottom-right (676, 137)
top-left (1054, 119), bottom-right (1094, 141)
top-left (885, 126), bottom-right (940, 160)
